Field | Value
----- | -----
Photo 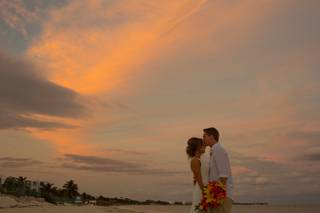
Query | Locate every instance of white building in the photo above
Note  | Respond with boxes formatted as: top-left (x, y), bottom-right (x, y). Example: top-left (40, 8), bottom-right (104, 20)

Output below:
top-left (25, 180), bottom-right (48, 192)
top-left (89, 200), bottom-right (96, 205)
top-left (0, 175), bottom-right (6, 186)
top-left (74, 196), bottom-right (82, 204)
top-left (0, 175), bottom-right (6, 195)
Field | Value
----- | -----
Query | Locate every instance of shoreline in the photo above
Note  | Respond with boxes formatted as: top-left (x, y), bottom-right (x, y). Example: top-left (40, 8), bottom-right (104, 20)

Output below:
top-left (1, 195), bottom-right (320, 213)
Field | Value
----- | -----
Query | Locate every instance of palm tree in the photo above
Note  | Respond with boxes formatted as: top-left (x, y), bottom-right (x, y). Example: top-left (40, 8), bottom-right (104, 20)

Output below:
top-left (17, 176), bottom-right (27, 195)
top-left (40, 182), bottom-right (54, 196)
top-left (17, 176), bottom-right (27, 182)
top-left (40, 182), bottom-right (56, 204)
top-left (3, 177), bottom-right (18, 193)
top-left (62, 180), bottom-right (78, 198)
top-left (51, 186), bottom-right (59, 196)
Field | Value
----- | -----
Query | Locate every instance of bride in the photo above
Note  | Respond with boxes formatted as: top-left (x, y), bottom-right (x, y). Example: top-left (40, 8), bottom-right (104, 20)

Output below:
top-left (186, 137), bottom-right (209, 213)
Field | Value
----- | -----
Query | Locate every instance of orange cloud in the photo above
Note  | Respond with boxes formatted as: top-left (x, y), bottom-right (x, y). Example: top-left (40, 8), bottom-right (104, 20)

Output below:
top-left (24, 0), bottom-right (291, 158)
top-left (28, 0), bottom-right (208, 94)
top-left (25, 0), bottom-right (208, 154)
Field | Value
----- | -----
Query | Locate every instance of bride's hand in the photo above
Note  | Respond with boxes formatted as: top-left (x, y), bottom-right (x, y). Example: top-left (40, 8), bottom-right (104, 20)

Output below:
top-left (201, 186), bottom-right (207, 195)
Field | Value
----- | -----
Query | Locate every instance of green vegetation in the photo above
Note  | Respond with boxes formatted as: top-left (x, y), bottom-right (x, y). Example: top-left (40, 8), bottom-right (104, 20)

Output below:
top-left (0, 176), bottom-right (94, 205)
top-left (0, 175), bottom-right (184, 206)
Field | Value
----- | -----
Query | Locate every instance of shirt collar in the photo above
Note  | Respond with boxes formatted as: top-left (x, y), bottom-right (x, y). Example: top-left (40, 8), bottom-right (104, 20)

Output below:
top-left (212, 142), bottom-right (220, 149)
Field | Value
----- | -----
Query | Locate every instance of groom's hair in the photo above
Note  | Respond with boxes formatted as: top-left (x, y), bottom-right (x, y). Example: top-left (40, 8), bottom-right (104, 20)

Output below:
top-left (203, 127), bottom-right (220, 141)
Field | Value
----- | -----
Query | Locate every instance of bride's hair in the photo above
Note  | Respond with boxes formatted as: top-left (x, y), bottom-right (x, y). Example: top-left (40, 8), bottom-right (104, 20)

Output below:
top-left (186, 137), bottom-right (203, 158)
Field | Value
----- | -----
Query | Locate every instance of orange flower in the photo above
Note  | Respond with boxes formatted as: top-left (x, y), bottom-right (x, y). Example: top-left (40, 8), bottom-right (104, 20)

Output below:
top-left (195, 181), bottom-right (226, 212)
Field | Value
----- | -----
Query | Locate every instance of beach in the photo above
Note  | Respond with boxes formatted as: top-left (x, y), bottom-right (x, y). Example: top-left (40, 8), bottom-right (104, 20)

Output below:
top-left (0, 195), bottom-right (134, 213)
top-left (1, 196), bottom-right (319, 213)
top-left (118, 204), bottom-right (320, 213)
top-left (1, 205), bottom-right (320, 213)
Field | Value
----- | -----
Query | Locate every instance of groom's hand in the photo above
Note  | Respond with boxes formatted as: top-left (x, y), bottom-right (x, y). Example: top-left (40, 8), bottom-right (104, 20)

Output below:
top-left (219, 177), bottom-right (227, 186)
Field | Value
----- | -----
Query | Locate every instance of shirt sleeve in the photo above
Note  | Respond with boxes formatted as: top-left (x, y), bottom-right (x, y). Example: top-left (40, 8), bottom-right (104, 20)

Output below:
top-left (213, 146), bottom-right (229, 178)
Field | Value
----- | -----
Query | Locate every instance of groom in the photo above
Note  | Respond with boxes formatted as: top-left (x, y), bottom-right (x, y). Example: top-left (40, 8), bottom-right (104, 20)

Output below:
top-left (203, 127), bottom-right (233, 213)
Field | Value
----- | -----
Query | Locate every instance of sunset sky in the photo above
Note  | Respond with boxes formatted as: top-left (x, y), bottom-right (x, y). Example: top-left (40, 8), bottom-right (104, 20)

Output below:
top-left (0, 0), bottom-right (319, 204)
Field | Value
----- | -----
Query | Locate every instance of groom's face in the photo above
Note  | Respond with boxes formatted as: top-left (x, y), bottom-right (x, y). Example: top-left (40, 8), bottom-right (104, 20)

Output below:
top-left (203, 133), bottom-right (213, 146)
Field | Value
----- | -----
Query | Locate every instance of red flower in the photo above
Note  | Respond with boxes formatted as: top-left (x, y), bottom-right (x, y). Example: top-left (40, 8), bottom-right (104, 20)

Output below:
top-left (195, 181), bottom-right (226, 212)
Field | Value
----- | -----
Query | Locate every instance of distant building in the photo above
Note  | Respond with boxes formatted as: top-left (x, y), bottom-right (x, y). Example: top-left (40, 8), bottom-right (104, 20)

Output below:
top-left (88, 200), bottom-right (96, 205)
top-left (74, 196), bottom-right (83, 204)
top-left (0, 176), bottom-right (49, 196)
top-left (0, 175), bottom-right (6, 186)
top-left (0, 175), bottom-right (6, 195)
top-left (25, 180), bottom-right (48, 193)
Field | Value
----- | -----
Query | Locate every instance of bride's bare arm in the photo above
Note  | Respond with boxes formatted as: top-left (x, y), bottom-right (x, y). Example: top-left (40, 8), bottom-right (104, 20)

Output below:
top-left (191, 158), bottom-right (205, 191)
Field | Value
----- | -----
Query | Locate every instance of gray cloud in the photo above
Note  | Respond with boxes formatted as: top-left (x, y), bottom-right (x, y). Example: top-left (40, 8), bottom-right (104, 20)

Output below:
top-left (0, 0), bottom-right (39, 37)
top-left (0, 157), bottom-right (43, 168)
top-left (0, 0), bottom-right (68, 54)
top-left (0, 51), bottom-right (87, 130)
top-left (297, 148), bottom-right (320, 161)
top-left (62, 154), bottom-right (185, 175)
top-left (231, 151), bottom-right (288, 174)
top-left (0, 111), bottom-right (74, 130)
top-left (0, 154), bottom-right (187, 176)
top-left (105, 148), bottom-right (147, 156)
top-left (229, 150), bottom-right (320, 203)
top-left (302, 153), bottom-right (320, 161)
top-left (64, 154), bottom-right (142, 169)
top-left (289, 131), bottom-right (320, 144)
top-left (0, 0), bottom-right (67, 37)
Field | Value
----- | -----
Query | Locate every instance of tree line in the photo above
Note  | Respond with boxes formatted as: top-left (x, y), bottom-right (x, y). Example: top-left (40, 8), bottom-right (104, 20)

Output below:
top-left (0, 176), bottom-right (95, 204)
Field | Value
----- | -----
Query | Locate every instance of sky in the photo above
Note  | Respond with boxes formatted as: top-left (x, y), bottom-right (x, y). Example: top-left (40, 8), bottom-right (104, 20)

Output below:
top-left (0, 0), bottom-right (319, 204)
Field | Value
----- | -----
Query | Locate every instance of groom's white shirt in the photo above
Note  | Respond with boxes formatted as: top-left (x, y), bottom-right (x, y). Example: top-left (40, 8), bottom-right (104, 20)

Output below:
top-left (209, 142), bottom-right (234, 200)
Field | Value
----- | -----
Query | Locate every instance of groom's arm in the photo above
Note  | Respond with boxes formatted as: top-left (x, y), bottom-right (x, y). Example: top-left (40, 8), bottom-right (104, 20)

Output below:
top-left (214, 148), bottom-right (229, 187)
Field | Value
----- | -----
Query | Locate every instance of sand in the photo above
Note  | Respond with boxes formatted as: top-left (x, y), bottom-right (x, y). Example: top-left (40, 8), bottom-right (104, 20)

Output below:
top-left (1, 195), bottom-right (319, 212)
top-left (0, 195), bottom-right (136, 213)
top-left (118, 204), bottom-right (320, 213)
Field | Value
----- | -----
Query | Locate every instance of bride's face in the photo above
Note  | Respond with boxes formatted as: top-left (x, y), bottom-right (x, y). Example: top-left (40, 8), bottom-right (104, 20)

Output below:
top-left (200, 145), bottom-right (206, 154)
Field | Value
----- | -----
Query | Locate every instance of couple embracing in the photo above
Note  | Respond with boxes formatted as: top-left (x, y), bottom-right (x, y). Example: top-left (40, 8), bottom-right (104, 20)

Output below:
top-left (186, 127), bottom-right (233, 213)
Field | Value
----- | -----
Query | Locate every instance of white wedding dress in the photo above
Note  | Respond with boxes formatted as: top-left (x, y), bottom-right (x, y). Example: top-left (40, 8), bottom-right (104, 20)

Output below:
top-left (190, 156), bottom-right (209, 213)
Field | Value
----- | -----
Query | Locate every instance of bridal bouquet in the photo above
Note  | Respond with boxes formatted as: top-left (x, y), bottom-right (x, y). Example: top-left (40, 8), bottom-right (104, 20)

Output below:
top-left (195, 181), bottom-right (226, 212)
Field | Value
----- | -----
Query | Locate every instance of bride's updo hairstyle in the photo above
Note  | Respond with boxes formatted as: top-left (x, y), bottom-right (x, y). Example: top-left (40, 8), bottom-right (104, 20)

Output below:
top-left (186, 137), bottom-right (203, 158)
